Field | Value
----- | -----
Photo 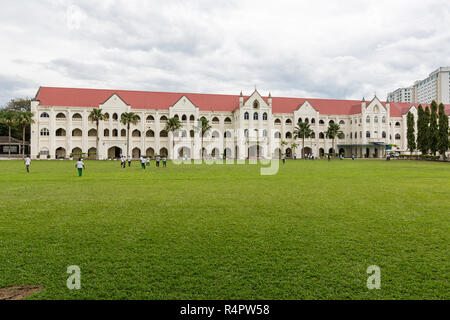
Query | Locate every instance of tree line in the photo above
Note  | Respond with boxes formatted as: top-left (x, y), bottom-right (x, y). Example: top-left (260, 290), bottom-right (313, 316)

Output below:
top-left (406, 101), bottom-right (449, 159)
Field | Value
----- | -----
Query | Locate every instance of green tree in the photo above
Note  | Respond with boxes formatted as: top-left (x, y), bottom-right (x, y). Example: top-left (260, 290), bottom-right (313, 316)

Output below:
top-left (17, 111), bottom-right (34, 158)
top-left (428, 101), bottom-right (439, 155)
top-left (417, 105), bottom-right (426, 154)
top-left (196, 117), bottom-right (211, 159)
top-left (120, 112), bottom-right (139, 158)
top-left (89, 108), bottom-right (105, 160)
top-left (293, 121), bottom-right (312, 158)
top-left (165, 117), bottom-right (182, 159)
top-left (406, 111), bottom-right (416, 154)
top-left (0, 110), bottom-right (19, 158)
top-left (325, 122), bottom-right (344, 157)
top-left (437, 103), bottom-right (449, 159)
top-left (280, 140), bottom-right (288, 156)
top-left (290, 142), bottom-right (299, 159)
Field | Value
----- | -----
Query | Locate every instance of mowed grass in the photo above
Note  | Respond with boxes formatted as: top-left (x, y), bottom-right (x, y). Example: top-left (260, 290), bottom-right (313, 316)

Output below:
top-left (0, 159), bottom-right (448, 300)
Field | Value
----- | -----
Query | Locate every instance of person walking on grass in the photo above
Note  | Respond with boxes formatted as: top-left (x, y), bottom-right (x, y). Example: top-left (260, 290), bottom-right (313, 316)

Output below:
top-left (140, 156), bottom-right (146, 169)
top-left (281, 153), bottom-right (286, 165)
top-left (146, 157), bottom-right (150, 167)
top-left (24, 155), bottom-right (31, 174)
top-left (156, 155), bottom-right (160, 167)
top-left (128, 155), bottom-right (132, 167)
top-left (75, 158), bottom-right (85, 177)
top-left (162, 156), bottom-right (167, 168)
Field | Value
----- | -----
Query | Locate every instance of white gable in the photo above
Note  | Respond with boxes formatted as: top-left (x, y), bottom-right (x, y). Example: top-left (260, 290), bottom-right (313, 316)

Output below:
top-left (170, 96), bottom-right (198, 115)
top-left (243, 90), bottom-right (269, 109)
top-left (366, 97), bottom-right (386, 114)
top-left (99, 94), bottom-right (130, 110)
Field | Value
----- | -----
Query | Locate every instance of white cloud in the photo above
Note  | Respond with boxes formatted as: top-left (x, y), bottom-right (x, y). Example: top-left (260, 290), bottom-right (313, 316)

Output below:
top-left (0, 0), bottom-right (449, 105)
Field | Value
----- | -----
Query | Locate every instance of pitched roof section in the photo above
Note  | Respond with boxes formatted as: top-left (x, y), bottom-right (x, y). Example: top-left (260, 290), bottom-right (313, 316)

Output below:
top-left (35, 87), bottom-right (450, 116)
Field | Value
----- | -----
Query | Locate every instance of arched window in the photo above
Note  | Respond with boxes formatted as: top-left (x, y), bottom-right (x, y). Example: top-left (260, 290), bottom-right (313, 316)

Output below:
top-left (311, 118), bottom-right (315, 124)
top-left (253, 100), bottom-right (259, 109)
top-left (182, 115), bottom-right (187, 121)
top-left (88, 129), bottom-right (97, 137)
top-left (56, 113), bottom-right (66, 119)
top-left (146, 115), bottom-right (154, 121)
top-left (72, 129), bottom-right (82, 137)
top-left (104, 113), bottom-right (110, 120)
top-left (382, 131), bottom-right (386, 138)
top-left (160, 115), bottom-right (168, 123)
top-left (286, 119), bottom-right (292, 125)
top-left (244, 112), bottom-right (249, 120)
top-left (56, 128), bottom-right (66, 136)
top-left (263, 129), bottom-right (267, 137)
top-left (319, 120), bottom-right (325, 125)
top-left (366, 116), bottom-right (370, 123)
top-left (310, 132), bottom-right (315, 139)
top-left (146, 130), bottom-right (155, 137)
top-left (274, 118), bottom-right (281, 125)
top-left (224, 117), bottom-right (232, 124)
top-left (72, 113), bottom-right (82, 120)
top-left (174, 114), bottom-right (179, 119)
top-left (244, 129), bottom-right (249, 137)
top-left (366, 131), bottom-right (370, 138)
top-left (395, 122), bottom-right (401, 127)
top-left (319, 132), bottom-right (325, 139)
top-left (132, 129), bottom-right (141, 137)
top-left (112, 113), bottom-right (118, 121)
top-left (212, 117), bottom-right (220, 124)
top-left (253, 112), bottom-right (258, 120)
top-left (190, 130), bottom-right (195, 138)
top-left (40, 128), bottom-right (50, 136)
top-left (298, 118), bottom-right (303, 123)
top-left (395, 133), bottom-right (401, 140)
top-left (190, 115), bottom-right (195, 121)
top-left (112, 129), bottom-right (118, 137)
top-left (104, 129), bottom-right (110, 137)
top-left (329, 120), bottom-right (335, 124)
top-left (40, 112), bottom-right (49, 118)
top-left (212, 131), bottom-right (220, 139)
top-left (339, 120), bottom-right (345, 125)
top-left (274, 131), bottom-right (281, 139)
top-left (285, 132), bottom-right (292, 139)
top-left (374, 116), bottom-right (378, 123)
top-left (181, 130), bottom-right (187, 137)
top-left (160, 130), bottom-right (168, 137)
top-left (263, 112), bottom-right (268, 120)
top-left (224, 131), bottom-right (232, 138)
top-left (382, 116), bottom-right (386, 123)
top-left (305, 118), bottom-right (309, 123)
top-left (350, 132), bottom-right (353, 139)
top-left (355, 132), bottom-right (357, 139)
top-left (121, 129), bottom-right (126, 137)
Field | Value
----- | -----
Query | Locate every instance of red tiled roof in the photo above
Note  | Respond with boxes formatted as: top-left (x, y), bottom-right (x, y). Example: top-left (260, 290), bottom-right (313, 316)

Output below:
top-left (390, 102), bottom-right (450, 117)
top-left (34, 87), bottom-right (450, 116)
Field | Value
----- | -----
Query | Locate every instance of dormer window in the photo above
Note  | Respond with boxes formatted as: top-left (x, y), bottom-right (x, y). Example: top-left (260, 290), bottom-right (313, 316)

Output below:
top-left (253, 100), bottom-right (259, 109)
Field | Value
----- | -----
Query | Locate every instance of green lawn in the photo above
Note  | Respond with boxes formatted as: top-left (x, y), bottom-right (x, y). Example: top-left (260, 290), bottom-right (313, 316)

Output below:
top-left (0, 159), bottom-right (448, 300)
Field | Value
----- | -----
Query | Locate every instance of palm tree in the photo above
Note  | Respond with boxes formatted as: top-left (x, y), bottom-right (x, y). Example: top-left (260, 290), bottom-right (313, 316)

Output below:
top-left (89, 108), bottom-right (105, 160)
top-left (0, 111), bottom-right (18, 159)
top-left (196, 118), bottom-right (211, 159)
top-left (165, 117), bottom-right (182, 159)
top-left (291, 142), bottom-right (299, 159)
top-left (280, 140), bottom-right (288, 158)
top-left (294, 121), bottom-right (312, 158)
top-left (17, 111), bottom-right (34, 158)
top-left (120, 112), bottom-right (139, 158)
top-left (325, 122), bottom-right (344, 157)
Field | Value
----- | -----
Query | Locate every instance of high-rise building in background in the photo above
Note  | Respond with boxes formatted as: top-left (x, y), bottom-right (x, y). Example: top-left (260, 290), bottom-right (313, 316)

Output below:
top-left (388, 67), bottom-right (450, 104)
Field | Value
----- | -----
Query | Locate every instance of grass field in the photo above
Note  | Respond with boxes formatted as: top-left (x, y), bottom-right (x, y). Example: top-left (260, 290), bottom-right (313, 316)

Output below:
top-left (0, 159), bottom-right (448, 300)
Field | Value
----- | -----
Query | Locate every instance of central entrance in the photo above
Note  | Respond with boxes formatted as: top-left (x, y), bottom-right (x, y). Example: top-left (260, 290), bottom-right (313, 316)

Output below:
top-left (108, 146), bottom-right (122, 159)
top-left (248, 145), bottom-right (262, 158)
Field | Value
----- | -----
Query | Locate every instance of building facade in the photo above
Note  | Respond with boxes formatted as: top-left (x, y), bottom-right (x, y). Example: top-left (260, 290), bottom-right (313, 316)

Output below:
top-left (31, 87), bottom-right (450, 160)
top-left (388, 67), bottom-right (450, 104)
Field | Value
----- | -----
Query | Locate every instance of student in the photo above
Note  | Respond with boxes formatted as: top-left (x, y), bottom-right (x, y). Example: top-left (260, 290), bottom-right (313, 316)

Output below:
top-left (121, 156), bottom-right (126, 168)
top-left (146, 157), bottom-right (150, 167)
top-left (24, 155), bottom-right (31, 173)
top-left (128, 155), bottom-right (132, 167)
top-left (281, 153), bottom-right (286, 165)
top-left (327, 153), bottom-right (331, 161)
top-left (156, 155), bottom-right (160, 167)
top-left (75, 158), bottom-right (85, 177)
top-left (162, 156), bottom-right (167, 168)
top-left (140, 156), bottom-right (146, 169)
top-left (352, 154), bottom-right (355, 160)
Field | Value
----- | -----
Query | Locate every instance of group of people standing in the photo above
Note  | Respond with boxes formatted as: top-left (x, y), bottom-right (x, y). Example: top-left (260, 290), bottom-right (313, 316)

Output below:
top-left (119, 154), bottom-right (167, 170)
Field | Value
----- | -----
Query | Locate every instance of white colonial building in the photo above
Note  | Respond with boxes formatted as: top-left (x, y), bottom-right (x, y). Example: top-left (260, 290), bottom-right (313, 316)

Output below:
top-left (30, 87), bottom-right (450, 160)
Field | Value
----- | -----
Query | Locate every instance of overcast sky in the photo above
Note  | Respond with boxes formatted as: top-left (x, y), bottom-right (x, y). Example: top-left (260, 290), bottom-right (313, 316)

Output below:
top-left (0, 0), bottom-right (449, 105)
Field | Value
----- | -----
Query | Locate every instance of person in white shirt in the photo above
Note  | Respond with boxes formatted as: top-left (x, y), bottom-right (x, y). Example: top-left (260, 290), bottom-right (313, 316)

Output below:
top-left (146, 157), bottom-right (150, 167)
top-left (121, 156), bottom-right (126, 168)
top-left (140, 156), bottom-right (146, 169)
top-left (24, 155), bottom-right (31, 173)
top-left (128, 155), bottom-right (132, 167)
top-left (281, 153), bottom-right (286, 165)
top-left (75, 159), bottom-right (85, 177)
top-left (155, 155), bottom-right (160, 167)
